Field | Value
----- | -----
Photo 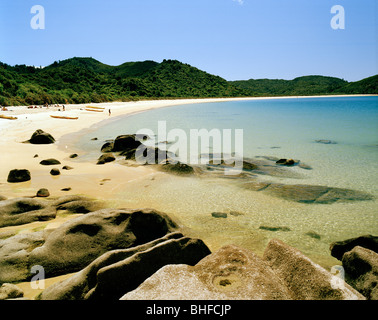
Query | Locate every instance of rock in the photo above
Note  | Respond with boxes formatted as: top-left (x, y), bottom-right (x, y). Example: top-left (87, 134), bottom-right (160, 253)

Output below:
top-left (113, 134), bottom-right (143, 152)
top-left (55, 199), bottom-right (103, 214)
top-left (121, 244), bottom-right (292, 300)
top-left (229, 211), bottom-right (244, 216)
top-left (61, 187), bottom-right (72, 191)
top-left (50, 168), bottom-right (60, 176)
top-left (298, 163), bottom-right (313, 170)
top-left (342, 246), bottom-right (378, 300)
top-left (91, 137), bottom-right (98, 141)
top-left (0, 197), bottom-right (56, 228)
top-left (125, 146), bottom-right (172, 165)
top-left (100, 142), bottom-right (114, 153)
top-left (0, 231), bottom-right (46, 283)
top-left (7, 169), bottom-right (31, 183)
top-left (330, 235), bottom-right (378, 260)
top-left (211, 212), bottom-right (228, 218)
top-left (36, 188), bottom-right (50, 197)
top-left (39, 232), bottom-right (211, 300)
top-left (27, 129), bottom-right (55, 144)
top-left (259, 225), bottom-right (291, 232)
top-left (40, 158), bottom-right (61, 165)
top-left (51, 195), bottom-right (92, 207)
top-left (96, 153), bottom-right (115, 165)
top-left (263, 239), bottom-right (364, 300)
top-left (242, 161), bottom-right (259, 171)
top-left (62, 165), bottom-right (73, 170)
top-left (315, 139), bottom-right (337, 144)
top-left (0, 283), bottom-right (24, 300)
top-left (160, 162), bottom-right (194, 175)
top-left (305, 231), bottom-right (321, 240)
top-left (33, 154), bottom-right (39, 158)
top-left (253, 183), bottom-right (374, 204)
top-left (276, 158), bottom-right (296, 166)
top-left (69, 154), bottom-right (78, 158)
top-left (27, 208), bottom-right (179, 279)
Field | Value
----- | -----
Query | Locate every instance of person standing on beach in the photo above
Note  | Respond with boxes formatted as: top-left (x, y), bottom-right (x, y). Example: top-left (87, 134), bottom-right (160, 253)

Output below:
top-left (109, 109), bottom-right (111, 116)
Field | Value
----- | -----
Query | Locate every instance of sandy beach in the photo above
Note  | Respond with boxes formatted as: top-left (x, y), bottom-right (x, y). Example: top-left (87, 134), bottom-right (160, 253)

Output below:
top-left (2, 94), bottom-right (374, 200)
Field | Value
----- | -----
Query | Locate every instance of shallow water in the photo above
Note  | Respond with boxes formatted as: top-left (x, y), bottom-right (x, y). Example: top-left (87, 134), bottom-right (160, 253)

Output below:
top-left (73, 96), bottom-right (378, 269)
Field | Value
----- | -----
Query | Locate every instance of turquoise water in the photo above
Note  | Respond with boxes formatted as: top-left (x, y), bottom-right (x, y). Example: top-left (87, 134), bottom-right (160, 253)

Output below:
top-left (73, 96), bottom-right (378, 268)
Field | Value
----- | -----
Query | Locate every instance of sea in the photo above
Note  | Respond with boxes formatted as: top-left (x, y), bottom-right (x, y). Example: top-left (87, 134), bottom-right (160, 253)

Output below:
top-left (72, 96), bottom-right (378, 269)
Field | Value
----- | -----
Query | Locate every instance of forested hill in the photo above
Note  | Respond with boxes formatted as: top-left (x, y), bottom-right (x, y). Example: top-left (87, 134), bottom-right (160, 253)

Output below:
top-left (231, 75), bottom-right (378, 96)
top-left (0, 58), bottom-right (246, 106)
top-left (0, 57), bottom-right (377, 106)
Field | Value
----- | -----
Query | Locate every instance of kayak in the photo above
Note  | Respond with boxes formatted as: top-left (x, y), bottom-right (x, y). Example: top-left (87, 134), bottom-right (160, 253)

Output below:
top-left (0, 114), bottom-right (18, 120)
top-left (50, 115), bottom-right (78, 120)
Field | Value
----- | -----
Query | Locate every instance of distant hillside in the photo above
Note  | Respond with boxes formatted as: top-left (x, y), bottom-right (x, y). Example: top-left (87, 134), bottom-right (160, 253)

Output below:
top-left (231, 75), bottom-right (378, 96)
top-left (0, 57), bottom-right (376, 106)
top-left (0, 58), bottom-right (246, 106)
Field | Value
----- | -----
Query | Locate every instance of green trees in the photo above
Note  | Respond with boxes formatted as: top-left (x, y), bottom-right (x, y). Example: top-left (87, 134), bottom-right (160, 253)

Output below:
top-left (0, 57), bottom-right (376, 106)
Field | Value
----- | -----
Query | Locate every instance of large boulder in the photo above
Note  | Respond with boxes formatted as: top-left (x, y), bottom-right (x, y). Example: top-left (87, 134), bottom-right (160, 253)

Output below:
top-left (0, 197), bottom-right (56, 227)
top-left (263, 239), bottom-right (364, 300)
top-left (38, 232), bottom-right (210, 300)
top-left (330, 235), bottom-right (378, 260)
top-left (7, 169), bottom-right (31, 183)
top-left (122, 240), bottom-right (364, 300)
top-left (0, 231), bottom-right (46, 283)
top-left (0, 207), bottom-right (179, 283)
top-left (0, 283), bottom-right (24, 300)
top-left (27, 208), bottom-right (179, 279)
top-left (121, 244), bottom-right (292, 300)
top-left (112, 134), bottom-right (143, 152)
top-left (342, 246), bottom-right (378, 300)
top-left (27, 129), bottom-right (55, 144)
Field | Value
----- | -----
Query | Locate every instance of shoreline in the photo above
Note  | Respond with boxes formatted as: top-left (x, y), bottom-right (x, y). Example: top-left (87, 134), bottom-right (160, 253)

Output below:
top-left (1, 95), bottom-right (377, 300)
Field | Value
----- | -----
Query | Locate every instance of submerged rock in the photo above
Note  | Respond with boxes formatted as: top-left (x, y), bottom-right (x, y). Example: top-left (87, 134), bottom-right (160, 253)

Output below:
top-left (259, 225), bottom-right (291, 232)
top-left (241, 182), bottom-right (373, 204)
top-left (315, 139), bottom-right (337, 144)
top-left (211, 212), bottom-right (228, 218)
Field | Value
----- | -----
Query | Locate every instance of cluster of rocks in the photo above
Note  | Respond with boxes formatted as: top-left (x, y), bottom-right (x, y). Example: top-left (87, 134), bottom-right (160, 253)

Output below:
top-left (0, 192), bottom-right (376, 300)
top-left (7, 130), bottom-right (77, 183)
top-left (94, 133), bottom-right (374, 205)
top-left (98, 134), bottom-right (195, 175)
top-left (120, 239), bottom-right (366, 300)
top-left (330, 235), bottom-right (378, 300)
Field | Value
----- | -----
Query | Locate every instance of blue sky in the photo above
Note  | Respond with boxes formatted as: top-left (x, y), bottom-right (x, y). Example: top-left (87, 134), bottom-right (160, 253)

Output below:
top-left (0, 0), bottom-right (377, 81)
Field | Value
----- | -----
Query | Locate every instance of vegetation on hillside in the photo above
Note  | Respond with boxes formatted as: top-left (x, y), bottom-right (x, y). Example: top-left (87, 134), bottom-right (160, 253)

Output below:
top-left (231, 75), bottom-right (378, 96)
top-left (0, 57), bottom-right (376, 106)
